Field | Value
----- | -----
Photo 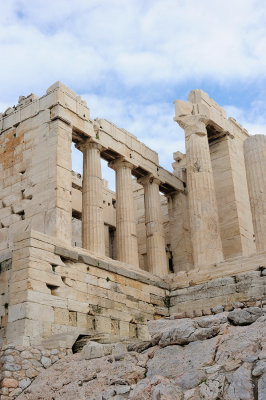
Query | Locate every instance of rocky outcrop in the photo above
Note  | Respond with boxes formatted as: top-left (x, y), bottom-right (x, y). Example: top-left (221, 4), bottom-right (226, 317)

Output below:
top-left (13, 307), bottom-right (266, 400)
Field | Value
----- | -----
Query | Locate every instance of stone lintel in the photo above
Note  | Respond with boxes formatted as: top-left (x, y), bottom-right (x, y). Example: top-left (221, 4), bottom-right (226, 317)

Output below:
top-left (17, 230), bottom-right (169, 289)
top-left (54, 246), bottom-right (79, 261)
top-left (0, 83), bottom-right (184, 192)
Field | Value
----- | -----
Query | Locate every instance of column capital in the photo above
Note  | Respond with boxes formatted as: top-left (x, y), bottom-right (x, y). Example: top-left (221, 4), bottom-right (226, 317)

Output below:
top-left (137, 173), bottom-right (161, 187)
top-left (76, 139), bottom-right (103, 153)
top-left (108, 157), bottom-right (134, 171)
top-left (175, 114), bottom-right (208, 136)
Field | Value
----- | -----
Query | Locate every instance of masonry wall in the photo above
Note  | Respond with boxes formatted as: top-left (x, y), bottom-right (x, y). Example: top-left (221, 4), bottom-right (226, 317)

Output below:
top-left (4, 230), bottom-right (169, 347)
top-left (0, 254), bottom-right (11, 344)
top-left (0, 94), bottom-right (73, 257)
top-left (170, 269), bottom-right (266, 315)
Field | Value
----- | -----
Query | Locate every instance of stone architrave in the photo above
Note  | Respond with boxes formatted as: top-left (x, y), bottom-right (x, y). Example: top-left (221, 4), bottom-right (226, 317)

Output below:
top-left (138, 174), bottom-right (168, 276)
top-left (109, 158), bottom-right (139, 267)
top-left (244, 134), bottom-right (266, 252)
top-left (175, 115), bottom-right (224, 268)
top-left (79, 141), bottom-right (105, 255)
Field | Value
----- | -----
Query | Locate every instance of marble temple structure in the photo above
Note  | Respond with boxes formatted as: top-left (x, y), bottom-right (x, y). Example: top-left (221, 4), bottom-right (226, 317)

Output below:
top-left (0, 83), bottom-right (265, 362)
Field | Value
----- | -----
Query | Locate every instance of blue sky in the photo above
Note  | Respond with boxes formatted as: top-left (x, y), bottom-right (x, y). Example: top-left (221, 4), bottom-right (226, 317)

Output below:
top-left (1, 0), bottom-right (266, 188)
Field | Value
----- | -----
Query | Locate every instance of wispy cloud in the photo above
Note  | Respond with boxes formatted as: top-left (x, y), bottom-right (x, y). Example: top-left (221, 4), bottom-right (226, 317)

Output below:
top-left (1, 0), bottom-right (266, 185)
top-left (1, 0), bottom-right (266, 96)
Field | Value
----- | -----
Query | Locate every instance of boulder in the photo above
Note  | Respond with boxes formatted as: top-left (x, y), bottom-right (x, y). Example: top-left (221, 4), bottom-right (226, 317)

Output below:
top-left (227, 307), bottom-right (262, 325)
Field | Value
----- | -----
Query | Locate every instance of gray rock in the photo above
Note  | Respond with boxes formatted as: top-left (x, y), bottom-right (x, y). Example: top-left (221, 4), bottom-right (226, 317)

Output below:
top-left (204, 365), bottom-right (222, 374)
top-left (127, 341), bottom-right (151, 353)
top-left (259, 351), bottom-right (266, 360)
top-left (258, 373), bottom-right (266, 400)
top-left (159, 320), bottom-right (220, 347)
top-left (102, 388), bottom-right (115, 399)
top-left (20, 350), bottom-right (33, 359)
top-left (3, 362), bottom-right (21, 371)
top-left (158, 319), bottom-right (196, 346)
top-left (30, 359), bottom-right (42, 368)
top-left (225, 363), bottom-right (254, 399)
top-left (81, 341), bottom-right (105, 360)
top-left (129, 375), bottom-right (183, 400)
top-left (175, 369), bottom-right (205, 390)
top-left (183, 387), bottom-right (200, 399)
top-left (243, 355), bottom-right (258, 362)
top-left (1, 355), bottom-right (14, 363)
top-left (147, 337), bottom-right (218, 379)
top-left (199, 373), bottom-right (225, 399)
top-left (212, 305), bottom-right (224, 314)
top-left (196, 313), bottom-right (227, 327)
top-left (41, 356), bottom-right (52, 368)
top-left (233, 302), bottom-right (244, 309)
top-left (115, 385), bottom-right (130, 394)
top-left (228, 307), bottom-right (262, 325)
top-left (215, 317), bottom-right (266, 369)
top-left (252, 360), bottom-right (266, 377)
top-left (111, 342), bottom-right (127, 356)
top-left (19, 378), bottom-right (32, 390)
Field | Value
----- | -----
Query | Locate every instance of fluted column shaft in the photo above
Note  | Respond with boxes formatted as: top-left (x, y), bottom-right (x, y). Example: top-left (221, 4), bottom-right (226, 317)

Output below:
top-left (177, 116), bottom-right (224, 268)
top-left (140, 175), bottom-right (168, 276)
top-left (110, 159), bottom-right (139, 267)
top-left (244, 134), bottom-right (266, 252)
top-left (81, 141), bottom-right (105, 255)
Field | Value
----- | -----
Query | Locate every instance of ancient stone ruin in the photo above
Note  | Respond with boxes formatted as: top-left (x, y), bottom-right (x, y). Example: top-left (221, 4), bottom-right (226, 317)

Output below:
top-left (0, 82), bottom-right (265, 398)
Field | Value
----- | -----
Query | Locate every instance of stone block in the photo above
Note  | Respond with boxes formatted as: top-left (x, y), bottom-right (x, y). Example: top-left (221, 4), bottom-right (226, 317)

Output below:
top-left (95, 316), bottom-right (112, 333)
top-left (54, 308), bottom-right (69, 325)
top-left (174, 100), bottom-right (193, 117)
top-left (0, 228), bottom-right (8, 250)
top-left (76, 312), bottom-right (88, 328)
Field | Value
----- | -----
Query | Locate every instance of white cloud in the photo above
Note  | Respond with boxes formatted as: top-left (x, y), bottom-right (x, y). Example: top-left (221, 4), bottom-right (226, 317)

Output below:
top-left (1, 0), bottom-right (266, 190)
top-left (1, 0), bottom-right (266, 100)
top-left (224, 100), bottom-right (266, 135)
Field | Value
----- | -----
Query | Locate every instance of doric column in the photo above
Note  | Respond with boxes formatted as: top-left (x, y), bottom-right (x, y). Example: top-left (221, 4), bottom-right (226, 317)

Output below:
top-left (109, 158), bottom-right (139, 267)
top-left (244, 134), bottom-right (266, 252)
top-left (175, 115), bottom-right (224, 268)
top-left (79, 141), bottom-right (105, 255)
top-left (138, 175), bottom-right (168, 276)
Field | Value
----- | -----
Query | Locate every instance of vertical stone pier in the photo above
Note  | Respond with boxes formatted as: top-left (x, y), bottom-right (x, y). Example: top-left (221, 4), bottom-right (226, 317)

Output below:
top-left (110, 158), bottom-right (139, 267)
top-left (244, 134), bottom-right (266, 252)
top-left (80, 141), bottom-right (105, 255)
top-left (175, 115), bottom-right (224, 268)
top-left (167, 190), bottom-right (193, 272)
top-left (139, 175), bottom-right (168, 276)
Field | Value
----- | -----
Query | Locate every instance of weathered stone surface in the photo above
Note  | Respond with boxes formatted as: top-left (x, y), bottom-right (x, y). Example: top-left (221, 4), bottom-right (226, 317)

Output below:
top-left (13, 311), bottom-right (265, 400)
top-left (129, 375), bottom-right (183, 399)
top-left (41, 356), bottom-right (52, 368)
top-left (1, 378), bottom-right (18, 388)
top-left (224, 363), bottom-right (254, 399)
top-left (81, 341), bottom-right (105, 360)
top-left (252, 360), bottom-right (266, 377)
top-left (228, 307), bottom-right (263, 325)
top-left (147, 337), bottom-right (218, 378)
top-left (258, 373), bottom-right (266, 400)
top-left (19, 378), bottom-right (32, 390)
